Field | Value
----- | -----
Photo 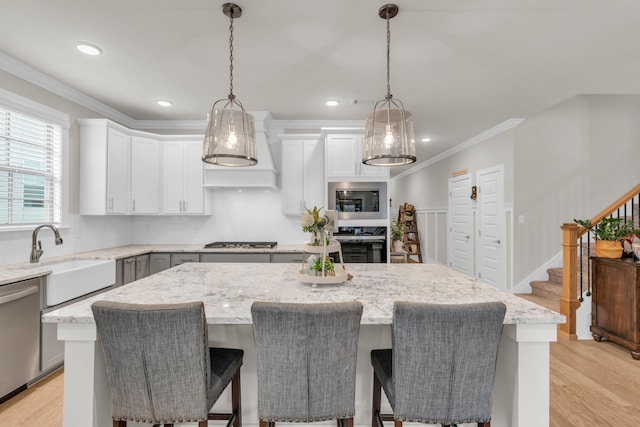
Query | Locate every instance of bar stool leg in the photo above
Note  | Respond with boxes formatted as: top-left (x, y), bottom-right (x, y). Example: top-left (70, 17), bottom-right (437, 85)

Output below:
top-left (372, 373), bottom-right (382, 427)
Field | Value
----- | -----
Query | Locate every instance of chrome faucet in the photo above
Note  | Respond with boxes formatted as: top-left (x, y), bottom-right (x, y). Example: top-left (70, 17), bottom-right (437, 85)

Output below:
top-left (30, 224), bottom-right (63, 263)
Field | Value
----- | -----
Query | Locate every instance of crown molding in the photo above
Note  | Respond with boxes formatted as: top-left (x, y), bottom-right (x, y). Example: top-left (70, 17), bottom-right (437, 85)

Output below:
top-left (0, 51), bottom-right (135, 126)
top-left (393, 118), bottom-right (524, 180)
top-left (272, 119), bottom-right (365, 130)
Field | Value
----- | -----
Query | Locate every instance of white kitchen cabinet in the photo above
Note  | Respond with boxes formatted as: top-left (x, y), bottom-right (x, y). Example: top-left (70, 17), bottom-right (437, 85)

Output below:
top-left (163, 140), bottom-right (205, 214)
top-left (130, 136), bottom-right (161, 214)
top-left (79, 120), bottom-right (130, 214)
top-left (280, 135), bottom-right (324, 215)
top-left (325, 134), bottom-right (389, 180)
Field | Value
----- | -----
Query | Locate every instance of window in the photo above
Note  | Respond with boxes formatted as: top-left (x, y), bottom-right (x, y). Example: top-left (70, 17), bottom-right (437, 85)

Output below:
top-left (0, 106), bottom-right (61, 226)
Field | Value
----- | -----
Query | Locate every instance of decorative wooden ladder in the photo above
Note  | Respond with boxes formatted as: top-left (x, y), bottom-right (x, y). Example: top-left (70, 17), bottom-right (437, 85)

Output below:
top-left (398, 203), bottom-right (423, 263)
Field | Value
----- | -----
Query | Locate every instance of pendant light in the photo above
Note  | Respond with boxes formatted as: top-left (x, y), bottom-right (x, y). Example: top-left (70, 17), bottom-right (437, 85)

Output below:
top-left (362, 4), bottom-right (416, 166)
top-left (202, 3), bottom-right (257, 167)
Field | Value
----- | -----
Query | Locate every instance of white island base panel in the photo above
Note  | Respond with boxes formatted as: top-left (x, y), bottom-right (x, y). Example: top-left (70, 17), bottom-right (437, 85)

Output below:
top-left (59, 322), bottom-right (555, 427)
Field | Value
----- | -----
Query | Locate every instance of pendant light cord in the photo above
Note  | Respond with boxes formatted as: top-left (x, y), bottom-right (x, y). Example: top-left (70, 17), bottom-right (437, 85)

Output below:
top-left (228, 9), bottom-right (235, 99)
top-left (386, 10), bottom-right (392, 100)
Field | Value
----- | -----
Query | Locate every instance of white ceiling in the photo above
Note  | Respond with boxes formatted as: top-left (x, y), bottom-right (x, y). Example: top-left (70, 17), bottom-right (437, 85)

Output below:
top-left (1, 0), bottom-right (640, 176)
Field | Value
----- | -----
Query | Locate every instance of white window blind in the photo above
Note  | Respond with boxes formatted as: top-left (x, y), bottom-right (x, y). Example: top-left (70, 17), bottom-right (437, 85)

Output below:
top-left (0, 106), bottom-right (61, 226)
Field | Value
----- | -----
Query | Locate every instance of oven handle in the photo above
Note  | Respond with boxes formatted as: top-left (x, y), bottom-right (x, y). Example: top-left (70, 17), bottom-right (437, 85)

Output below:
top-left (0, 286), bottom-right (38, 306)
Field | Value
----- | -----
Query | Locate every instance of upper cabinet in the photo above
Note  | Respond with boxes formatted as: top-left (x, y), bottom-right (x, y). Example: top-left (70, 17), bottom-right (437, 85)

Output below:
top-left (163, 140), bottom-right (206, 214)
top-left (280, 135), bottom-right (324, 215)
top-left (79, 121), bottom-right (130, 215)
top-left (130, 136), bottom-right (161, 214)
top-left (325, 134), bottom-right (389, 180)
top-left (79, 119), bottom-right (210, 216)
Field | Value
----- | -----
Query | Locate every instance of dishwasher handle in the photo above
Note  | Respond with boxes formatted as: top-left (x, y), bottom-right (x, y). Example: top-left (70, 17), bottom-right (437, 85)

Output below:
top-left (0, 286), bottom-right (39, 306)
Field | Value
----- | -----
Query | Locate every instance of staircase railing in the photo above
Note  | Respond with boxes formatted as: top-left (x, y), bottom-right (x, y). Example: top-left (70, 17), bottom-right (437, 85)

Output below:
top-left (559, 183), bottom-right (640, 339)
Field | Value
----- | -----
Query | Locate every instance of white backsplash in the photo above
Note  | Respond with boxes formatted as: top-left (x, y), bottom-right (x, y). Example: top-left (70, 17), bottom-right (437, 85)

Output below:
top-left (132, 188), bottom-right (309, 245)
top-left (0, 215), bottom-right (134, 266)
top-left (0, 188), bottom-right (314, 267)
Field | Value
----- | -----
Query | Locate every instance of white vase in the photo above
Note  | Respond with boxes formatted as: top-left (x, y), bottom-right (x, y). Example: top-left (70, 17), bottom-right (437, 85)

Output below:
top-left (393, 240), bottom-right (404, 252)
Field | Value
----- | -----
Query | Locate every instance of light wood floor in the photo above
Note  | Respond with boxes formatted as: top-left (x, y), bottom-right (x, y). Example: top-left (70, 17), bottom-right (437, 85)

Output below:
top-left (2, 338), bottom-right (640, 426)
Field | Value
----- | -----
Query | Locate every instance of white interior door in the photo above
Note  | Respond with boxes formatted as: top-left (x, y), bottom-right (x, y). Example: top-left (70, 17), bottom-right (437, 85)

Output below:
top-left (477, 166), bottom-right (506, 289)
top-left (448, 174), bottom-right (473, 275)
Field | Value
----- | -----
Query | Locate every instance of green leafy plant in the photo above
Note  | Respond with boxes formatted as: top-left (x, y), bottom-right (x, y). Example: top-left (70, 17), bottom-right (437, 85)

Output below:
top-left (391, 220), bottom-right (403, 241)
top-left (574, 217), bottom-right (639, 241)
top-left (309, 256), bottom-right (334, 273)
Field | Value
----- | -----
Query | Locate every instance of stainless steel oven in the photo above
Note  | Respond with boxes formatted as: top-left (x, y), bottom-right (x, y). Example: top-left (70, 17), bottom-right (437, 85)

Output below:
top-left (334, 227), bottom-right (387, 263)
top-left (328, 181), bottom-right (388, 220)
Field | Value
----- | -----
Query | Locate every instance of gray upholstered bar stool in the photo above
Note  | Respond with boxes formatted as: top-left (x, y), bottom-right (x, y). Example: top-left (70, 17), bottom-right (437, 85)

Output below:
top-left (371, 302), bottom-right (507, 427)
top-left (251, 301), bottom-right (363, 427)
top-left (91, 301), bottom-right (243, 427)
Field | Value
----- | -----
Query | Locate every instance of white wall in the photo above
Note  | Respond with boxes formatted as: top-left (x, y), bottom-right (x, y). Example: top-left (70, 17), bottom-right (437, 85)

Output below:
top-left (0, 70), bottom-right (137, 266)
top-left (392, 129), bottom-right (515, 209)
top-left (393, 94), bottom-right (640, 288)
top-left (131, 189), bottom-right (310, 245)
top-left (390, 126), bottom-right (515, 273)
top-left (513, 95), bottom-right (640, 283)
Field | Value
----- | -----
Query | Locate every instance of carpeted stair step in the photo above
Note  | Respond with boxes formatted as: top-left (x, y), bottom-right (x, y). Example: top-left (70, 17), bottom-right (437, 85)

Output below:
top-left (530, 280), bottom-right (562, 299)
top-left (547, 268), bottom-right (563, 285)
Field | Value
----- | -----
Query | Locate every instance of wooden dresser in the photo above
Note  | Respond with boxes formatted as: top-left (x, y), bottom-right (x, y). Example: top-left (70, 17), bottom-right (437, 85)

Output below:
top-left (591, 257), bottom-right (640, 359)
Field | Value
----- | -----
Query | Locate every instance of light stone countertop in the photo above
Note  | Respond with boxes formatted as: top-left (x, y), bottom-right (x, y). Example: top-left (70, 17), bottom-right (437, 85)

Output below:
top-left (42, 262), bottom-right (565, 325)
top-left (0, 244), bottom-right (305, 286)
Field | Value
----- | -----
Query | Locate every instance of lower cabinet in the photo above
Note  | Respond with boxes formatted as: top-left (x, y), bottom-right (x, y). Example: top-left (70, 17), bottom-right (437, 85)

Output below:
top-left (118, 255), bottom-right (150, 285)
top-left (122, 257), bottom-right (136, 285)
top-left (270, 253), bottom-right (306, 263)
top-left (200, 253), bottom-right (270, 263)
top-left (150, 253), bottom-right (171, 274)
top-left (591, 257), bottom-right (640, 359)
top-left (171, 253), bottom-right (200, 267)
top-left (135, 254), bottom-right (150, 280)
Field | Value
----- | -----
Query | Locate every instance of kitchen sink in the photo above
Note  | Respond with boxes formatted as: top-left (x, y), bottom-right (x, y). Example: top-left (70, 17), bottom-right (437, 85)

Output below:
top-left (40, 259), bottom-right (116, 307)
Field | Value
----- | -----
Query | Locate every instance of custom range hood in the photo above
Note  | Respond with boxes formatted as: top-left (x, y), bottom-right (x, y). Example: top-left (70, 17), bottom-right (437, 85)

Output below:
top-left (204, 111), bottom-right (279, 189)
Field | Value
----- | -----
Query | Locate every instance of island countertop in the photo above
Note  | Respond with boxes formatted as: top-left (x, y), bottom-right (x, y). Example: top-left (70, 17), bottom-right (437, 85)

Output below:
top-left (43, 262), bottom-right (564, 325)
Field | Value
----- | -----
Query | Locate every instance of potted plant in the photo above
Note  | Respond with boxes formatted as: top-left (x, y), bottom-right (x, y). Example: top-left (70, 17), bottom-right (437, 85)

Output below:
top-left (308, 256), bottom-right (335, 276)
top-left (574, 217), bottom-right (640, 258)
top-left (391, 220), bottom-right (404, 252)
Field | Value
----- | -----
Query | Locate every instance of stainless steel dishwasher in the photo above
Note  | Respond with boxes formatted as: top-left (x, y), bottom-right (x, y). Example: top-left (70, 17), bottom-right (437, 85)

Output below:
top-left (0, 277), bottom-right (40, 401)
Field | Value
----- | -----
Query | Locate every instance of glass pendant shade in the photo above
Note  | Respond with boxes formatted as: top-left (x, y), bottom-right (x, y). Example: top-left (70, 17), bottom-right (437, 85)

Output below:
top-left (202, 2), bottom-right (257, 167)
top-left (363, 100), bottom-right (416, 166)
top-left (362, 3), bottom-right (417, 167)
top-left (203, 99), bottom-right (256, 167)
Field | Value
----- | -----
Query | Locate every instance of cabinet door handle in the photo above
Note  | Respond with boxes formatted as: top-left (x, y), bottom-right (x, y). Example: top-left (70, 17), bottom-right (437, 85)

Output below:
top-left (183, 200), bottom-right (187, 212)
top-left (300, 200), bottom-right (305, 212)
top-left (132, 199), bottom-right (136, 212)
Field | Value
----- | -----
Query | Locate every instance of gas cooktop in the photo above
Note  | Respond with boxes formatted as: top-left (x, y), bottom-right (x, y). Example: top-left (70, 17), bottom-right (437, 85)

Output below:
top-left (204, 241), bottom-right (278, 249)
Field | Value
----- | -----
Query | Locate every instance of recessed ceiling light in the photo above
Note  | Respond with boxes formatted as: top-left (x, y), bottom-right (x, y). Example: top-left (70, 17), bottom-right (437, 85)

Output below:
top-left (157, 100), bottom-right (173, 107)
top-left (325, 99), bottom-right (340, 107)
top-left (74, 42), bottom-right (102, 56)
top-left (421, 138), bottom-right (431, 143)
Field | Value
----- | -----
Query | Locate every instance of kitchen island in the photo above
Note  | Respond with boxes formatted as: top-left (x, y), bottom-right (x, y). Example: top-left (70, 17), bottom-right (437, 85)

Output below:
top-left (43, 262), bottom-right (564, 427)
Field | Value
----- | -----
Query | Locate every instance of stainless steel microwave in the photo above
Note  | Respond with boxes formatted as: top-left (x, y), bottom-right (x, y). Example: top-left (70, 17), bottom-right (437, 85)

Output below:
top-left (327, 181), bottom-right (388, 220)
